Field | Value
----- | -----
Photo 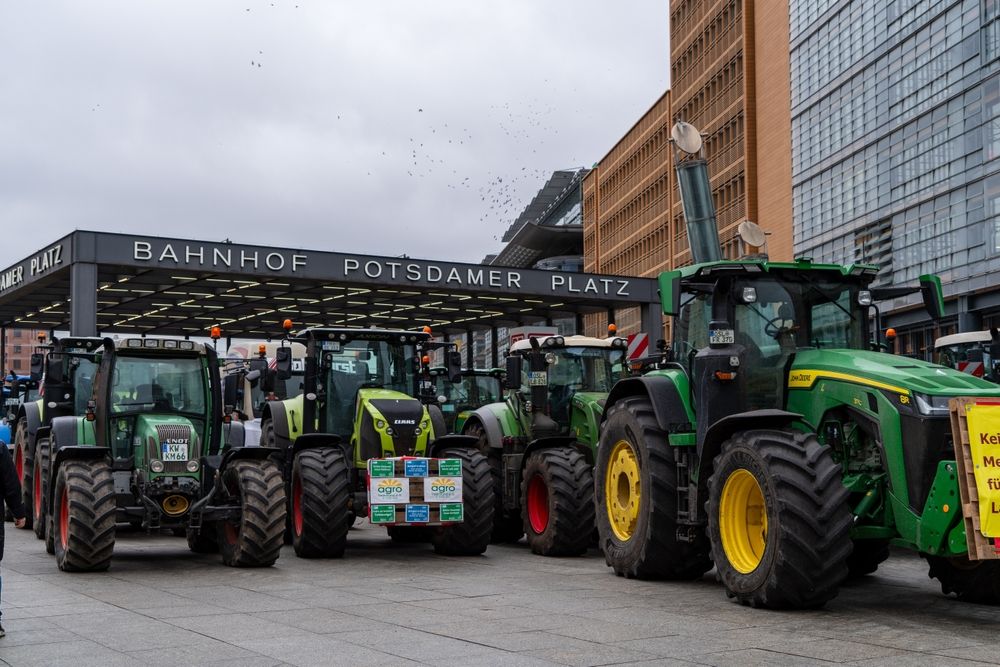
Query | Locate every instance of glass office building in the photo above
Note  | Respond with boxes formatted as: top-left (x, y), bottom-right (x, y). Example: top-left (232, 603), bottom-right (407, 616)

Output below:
top-left (790, 0), bottom-right (1000, 354)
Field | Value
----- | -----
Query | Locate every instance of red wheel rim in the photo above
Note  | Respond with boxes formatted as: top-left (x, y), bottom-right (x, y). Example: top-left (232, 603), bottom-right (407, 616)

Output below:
top-left (15, 447), bottom-right (23, 483)
top-left (33, 461), bottom-right (42, 523)
top-left (293, 477), bottom-right (304, 537)
top-left (526, 474), bottom-right (549, 534)
top-left (59, 488), bottom-right (69, 550)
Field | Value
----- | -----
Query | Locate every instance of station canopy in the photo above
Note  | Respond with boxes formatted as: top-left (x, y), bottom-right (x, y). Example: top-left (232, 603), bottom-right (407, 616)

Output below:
top-left (0, 231), bottom-right (659, 339)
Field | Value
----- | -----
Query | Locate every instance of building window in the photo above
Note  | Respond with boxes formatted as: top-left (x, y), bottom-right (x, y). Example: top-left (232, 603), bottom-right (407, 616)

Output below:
top-left (987, 0), bottom-right (1000, 63)
top-left (11, 359), bottom-right (21, 370)
top-left (12, 345), bottom-right (21, 354)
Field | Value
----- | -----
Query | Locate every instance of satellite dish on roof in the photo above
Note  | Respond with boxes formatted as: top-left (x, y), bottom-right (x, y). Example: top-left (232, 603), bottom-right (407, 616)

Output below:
top-left (671, 121), bottom-right (703, 154)
top-left (738, 220), bottom-right (767, 247)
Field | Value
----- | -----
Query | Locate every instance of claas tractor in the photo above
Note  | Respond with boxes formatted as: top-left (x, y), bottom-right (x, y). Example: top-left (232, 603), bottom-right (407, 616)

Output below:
top-left (259, 326), bottom-right (493, 558)
top-left (594, 257), bottom-right (1000, 607)
top-left (9, 336), bottom-right (102, 536)
top-left (462, 333), bottom-right (628, 556)
top-left (40, 337), bottom-right (285, 571)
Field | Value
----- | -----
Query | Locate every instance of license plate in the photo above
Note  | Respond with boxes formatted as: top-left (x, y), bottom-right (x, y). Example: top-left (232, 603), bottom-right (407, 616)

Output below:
top-left (709, 329), bottom-right (735, 345)
top-left (528, 371), bottom-right (547, 386)
top-left (161, 441), bottom-right (188, 462)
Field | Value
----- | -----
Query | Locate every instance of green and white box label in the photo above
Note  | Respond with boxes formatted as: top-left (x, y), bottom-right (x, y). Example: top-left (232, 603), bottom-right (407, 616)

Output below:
top-left (371, 505), bottom-right (396, 524)
top-left (370, 477), bottom-right (409, 504)
top-left (369, 460), bottom-right (395, 478)
top-left (438, 459), bottom-right (462, 476)
top-left (423, 476), bottom-right (463, 503)
top-left (439, 503), bottom-right (464, 522)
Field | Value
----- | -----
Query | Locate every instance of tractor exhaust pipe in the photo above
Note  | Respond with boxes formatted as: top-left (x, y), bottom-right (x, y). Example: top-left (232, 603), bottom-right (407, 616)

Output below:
top-left (671, 122), bottom-right (722, 264)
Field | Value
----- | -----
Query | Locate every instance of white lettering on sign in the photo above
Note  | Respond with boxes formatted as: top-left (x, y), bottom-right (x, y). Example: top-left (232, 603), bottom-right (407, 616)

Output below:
top-left (551, 274), bottom-right (629, 297)
top-left (0, 265), bottom-right (24, 291)
top-left (134, 242), bottom-right (307, 273)
top-left (29, 245), bottom-right (63, 276)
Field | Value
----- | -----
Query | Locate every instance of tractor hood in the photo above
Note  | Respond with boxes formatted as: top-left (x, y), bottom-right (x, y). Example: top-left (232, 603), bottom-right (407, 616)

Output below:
top-left (359, 388), bottom-right (426, 435)
top-left (790, 349), bottom-right (1000, 397)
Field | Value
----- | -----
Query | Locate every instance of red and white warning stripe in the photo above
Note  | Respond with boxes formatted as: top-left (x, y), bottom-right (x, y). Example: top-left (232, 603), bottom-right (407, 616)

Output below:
top-left (957, 361), bottom-right (984, 377)
top-left (627, 333), bottom-right (649, 360)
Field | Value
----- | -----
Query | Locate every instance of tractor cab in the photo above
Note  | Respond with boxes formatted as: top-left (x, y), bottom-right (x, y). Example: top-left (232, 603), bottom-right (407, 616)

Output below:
top-left (934, 329), bottom-right (1000, 383)
top-left (429, 368), bottom-right (504, 433)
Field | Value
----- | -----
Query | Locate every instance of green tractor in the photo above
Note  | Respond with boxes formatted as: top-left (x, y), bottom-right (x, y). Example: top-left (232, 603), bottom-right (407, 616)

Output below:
top-left (594, 257), bottom-right (1000, 607)
top-left (10, 336), bottom-right (102, 535)
top-left (259, 327), bottom-right (493, 558)
top-left (429, 368), bottom-right (504, 433)
top-left (40, 337), bottom-right (285, 571)
top-left (463, 333), bottom-right (628, 556)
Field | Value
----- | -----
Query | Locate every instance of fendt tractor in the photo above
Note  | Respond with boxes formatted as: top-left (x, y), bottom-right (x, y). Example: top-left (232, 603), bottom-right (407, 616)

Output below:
top-left (10, 336), bottom-right (103, 536)
top-left (934, 328), bottom-right (1000, 383)
top-left (593, 121), bottom-right (1000, 608)
top-left (259, 326), bottom-right (493, 558)
top-left (463, 332), bottom-right (628, 556)
top-left (39, 337), bottom-right (286, 571)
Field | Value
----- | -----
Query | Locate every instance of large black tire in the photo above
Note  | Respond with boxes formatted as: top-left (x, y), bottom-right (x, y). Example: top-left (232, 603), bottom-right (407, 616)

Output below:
top-left (925, 555), bottom-right (1000, 604)
top-left (260, 419), bottom-right (294, 545)
top-left (32, 437), bottom-right (51, 539)
top-left (847, 539), bottom-right (890, 578)
top-left (291, 448), bottom-right (351, 558)
top-left (14, 421), bottom-right (33, 530)
top-left (218, 459), bottom-right (286, 567)
top-left (187, 523), bottom-right (219, 553)
top-left (52, 460), bottom-right (117, 572)
top-left (707, 429), bottom-right (853, 609)
top-left (466, 422), bottom-right (522, 543)
top-left (432, 447), bottom-right (493, 556)
top-left (595, 397), bottom-right (712, 579)
top-left (521, 447), bottom-right (594, 557)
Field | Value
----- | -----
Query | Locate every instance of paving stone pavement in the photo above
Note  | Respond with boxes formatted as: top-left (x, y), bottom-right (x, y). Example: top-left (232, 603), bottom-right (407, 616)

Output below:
top-left (0, 522), bottom-right (997, 666)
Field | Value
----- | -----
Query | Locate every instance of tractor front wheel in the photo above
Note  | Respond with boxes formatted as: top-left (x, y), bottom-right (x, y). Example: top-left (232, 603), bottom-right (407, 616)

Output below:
top-left (466, 423), bottom-right (522, 543)
top-left (14, 422), bottom-right (33, 530)
top-left (218, 459), bottom-right (286, 567)
top-left (52, 460), bottom-right (117, 572)
top-left (432, 448), bottom-right (493, 556)
top-left (595, 396), bottom-right (711, 579)
top-left (925, 555), bottom-right (1000, 604)
top-left (708, 429), bottom-right (852, 608)
top-left (32, 437), bottom-right (51, 539)
top-left (521, 448), bottom-right (594, 557)
top-left (291, 448), bottom-right (351, 558)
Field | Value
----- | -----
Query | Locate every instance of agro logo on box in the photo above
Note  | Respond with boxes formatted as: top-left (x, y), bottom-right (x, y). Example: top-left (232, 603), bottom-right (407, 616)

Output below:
top-left (423, 477), bottom-right (462, 503)
top-left (371, 478), bottom-right (409, 503)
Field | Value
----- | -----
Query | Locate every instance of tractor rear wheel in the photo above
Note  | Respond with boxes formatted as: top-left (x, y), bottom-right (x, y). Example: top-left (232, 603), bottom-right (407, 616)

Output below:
top-left (467, 423), bottom-right (522, 543)
top-left (521, 447), bottom-right (594, 557)
top-left (259, 419), bottom-right (294, 544)
top-left (595, 396), bottom-right (712, 579)
top-left (218, 459), bottom-right (285, 567)
top-left (847, 539), bottom-right (890, 578)
top-left (187, 524), bottom-right (219, 553)
top-left (432, 448), bottom-right (493, 556)
top-left (708, 429), bottom-right (852, 608)
top-left (14, 422), bottom-right (33, 530)
top-left (925, 555), bottom-right (1000, 604)
top-left (52, 460), bottom-right (117, 572)
top-left (291, 448), bottom-right (351, 558)
top-left (32, 437), bottom-right (51, 539)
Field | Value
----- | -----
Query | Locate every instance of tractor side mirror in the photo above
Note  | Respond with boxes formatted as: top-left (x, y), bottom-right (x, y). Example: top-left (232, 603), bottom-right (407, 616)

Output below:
top-left (245, 369), bottom-right (261, 384)
top-left (919, 274), bottom-right (945, 320)
top-left (504, 356), bottom-right (522, 390)
top-left (248, 358), bottom-right (268, 388)
top-left (222, 374), bottom-right (239, 410)
top-left (44, 353), bottom-right (64, 384)
top-left (29, 353), bottom-right (44, 381)
top-left (446, 350), bottom-right (462, 384)
top-left (274, 346), bottom-right (292, 380)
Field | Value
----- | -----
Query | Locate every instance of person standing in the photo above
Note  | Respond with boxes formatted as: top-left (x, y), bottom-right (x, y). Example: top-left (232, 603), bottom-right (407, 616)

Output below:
top-left (0, 445), bottom-right (26, 637)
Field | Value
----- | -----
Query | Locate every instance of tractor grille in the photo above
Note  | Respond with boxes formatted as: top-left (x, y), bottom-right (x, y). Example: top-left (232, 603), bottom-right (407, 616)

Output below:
top-left (153, 424), bottom-right (195, 474)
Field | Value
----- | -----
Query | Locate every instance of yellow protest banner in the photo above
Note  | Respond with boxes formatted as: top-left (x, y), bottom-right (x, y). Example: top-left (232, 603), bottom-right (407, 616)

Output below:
top-left (967, 401), bottom-right (1000, 538)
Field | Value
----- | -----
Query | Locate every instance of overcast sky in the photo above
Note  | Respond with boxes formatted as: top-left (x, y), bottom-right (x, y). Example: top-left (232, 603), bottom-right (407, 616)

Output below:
top-left (1, 1), bottom-right (669, 267)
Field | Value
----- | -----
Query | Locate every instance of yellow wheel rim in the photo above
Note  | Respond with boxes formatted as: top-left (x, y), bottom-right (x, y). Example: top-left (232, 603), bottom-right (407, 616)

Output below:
top-left (606, 440), bottom-right (641, 541)
top-left (719, 468), bottom-right (768, 574)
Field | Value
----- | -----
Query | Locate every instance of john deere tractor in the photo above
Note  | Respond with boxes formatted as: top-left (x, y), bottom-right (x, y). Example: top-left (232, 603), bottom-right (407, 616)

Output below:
top-left (39, 337), bottom-right (285, 571)
top-left (463, 333), bottom-right (628, 556)
top-left (594, 257), bottom-right (1000, 607)
top-left (9, 336), bottom-right (103, 535)
top-left (259, 327), bottom-right (493, 558)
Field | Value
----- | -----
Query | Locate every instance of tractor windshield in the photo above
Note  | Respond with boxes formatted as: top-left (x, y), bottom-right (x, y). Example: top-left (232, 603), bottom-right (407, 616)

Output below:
top-left (937, 342), bottom-right (996, 382)
top-left (68, 355), bottom-right (98, 414)
top-left (545, 347), bottom-right (625, 393)
top-left (321, 339), bottom-right (418, 436)
top-left (111, 355), bottom-right (208, 415)
top-left (436, 373), bottom-right (502, 412)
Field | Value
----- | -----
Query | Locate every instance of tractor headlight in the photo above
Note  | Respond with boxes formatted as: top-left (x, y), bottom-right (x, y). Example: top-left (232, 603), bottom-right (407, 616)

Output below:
top-left (857, 290), bottom-right (873, 307)
top-left (186, 460), bottom-right (200, 473)
top-left (545, 352), bottom-right (557, 365)
top-left (150, 459), bottom-right (165, 473)
top-left (913, 393), bottom-right (950, 416)
top-left (611, 337), bottom-right (628, 349)
top-left (386, 427), bottom-right (394, 436)
top-left (414, 427), bottom-right (422, 436)
top-left (376, 419), bottom-right (386, 429)
top-left (741, 287), bottom-right (757, 304)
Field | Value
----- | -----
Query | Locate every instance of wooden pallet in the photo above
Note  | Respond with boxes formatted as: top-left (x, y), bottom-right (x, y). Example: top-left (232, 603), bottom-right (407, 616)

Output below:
top-left (949, 397), bottom-right (1000, 560)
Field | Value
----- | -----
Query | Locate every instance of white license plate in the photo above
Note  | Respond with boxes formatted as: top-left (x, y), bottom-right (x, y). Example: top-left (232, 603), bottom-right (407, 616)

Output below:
top-left (161, 442), bottom-right (188, 462)
top-left (709, 329), bottom-right (735, 345)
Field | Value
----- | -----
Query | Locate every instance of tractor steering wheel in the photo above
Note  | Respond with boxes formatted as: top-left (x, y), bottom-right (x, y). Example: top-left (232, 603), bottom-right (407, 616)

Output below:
top-left (764, 317), bottom-right (786, 339)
